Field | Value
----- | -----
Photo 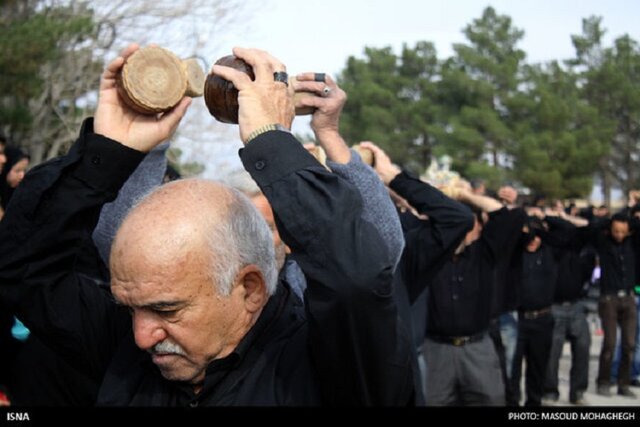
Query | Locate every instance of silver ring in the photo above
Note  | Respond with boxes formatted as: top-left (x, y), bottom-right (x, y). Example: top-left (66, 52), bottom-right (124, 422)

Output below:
top-left (273, 71), bottom-right (288, 86)
top-left (322, 86), bottom-right (331, 96)
top-left (314, 73), bottom-right (326, 82)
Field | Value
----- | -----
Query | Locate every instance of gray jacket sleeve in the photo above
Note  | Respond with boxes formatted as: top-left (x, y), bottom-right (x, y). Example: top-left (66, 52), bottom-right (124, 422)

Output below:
top-left (92, 143), bottom-right (169, 265)
top-left (327, 149), bottom-right (404, 268)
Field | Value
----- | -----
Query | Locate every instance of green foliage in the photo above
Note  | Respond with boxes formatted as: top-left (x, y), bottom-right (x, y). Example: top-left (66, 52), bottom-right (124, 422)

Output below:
top-left (570, 16), bottom-right (640, 198)
top-left (336, 7), bottom-right (634, 200)
top-left (437, 6), bottom-right (525, 187)
top-left (511, 62), bottom-right (608, 198)
top-left (338, 43), bottom-right (441, 173)
top-left (0, 2), bottom-right (96, 134)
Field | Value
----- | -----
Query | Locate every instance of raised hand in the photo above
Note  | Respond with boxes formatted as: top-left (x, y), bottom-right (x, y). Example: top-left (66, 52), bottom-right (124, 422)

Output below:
top-left (211, 48), bottom-right (294, 143)
top-left (94, 44), bottom-right (191, 152)
top-left (358, 142), bottom-right (401, 185)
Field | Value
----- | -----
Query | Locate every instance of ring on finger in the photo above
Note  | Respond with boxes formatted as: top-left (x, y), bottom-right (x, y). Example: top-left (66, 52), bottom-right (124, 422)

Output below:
top-left (273, 71), bottom-right (289, 86)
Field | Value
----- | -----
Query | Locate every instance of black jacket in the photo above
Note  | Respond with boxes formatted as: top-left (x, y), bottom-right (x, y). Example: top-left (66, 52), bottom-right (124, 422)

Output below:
top-left (543, 217), bottom-right (592, 303)
top-left (0, 120), bottom-right (414, 406)
top-left (389, 172), bottom-right (475, 305)
top-left (428, 207), bottom-right (527, 336)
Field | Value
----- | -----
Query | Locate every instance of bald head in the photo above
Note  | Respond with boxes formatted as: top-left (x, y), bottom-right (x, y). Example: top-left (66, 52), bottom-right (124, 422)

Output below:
top-left (111, 179), bottom-right (278, 296)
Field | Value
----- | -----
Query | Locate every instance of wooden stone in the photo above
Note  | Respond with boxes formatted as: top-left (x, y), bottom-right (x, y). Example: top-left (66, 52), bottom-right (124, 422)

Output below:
top-left (306, 145), bottom-right (327, 167)
top-left (204, 55), bottom-right (320, 124)
top-left (204, 55), bottom-right (254, 124)
top-left (183, 58), bottom-right (205, 97)
top-left (117, 46), bottom-right (203, 115)
top-left (352, 144), bottom-right (375, 166)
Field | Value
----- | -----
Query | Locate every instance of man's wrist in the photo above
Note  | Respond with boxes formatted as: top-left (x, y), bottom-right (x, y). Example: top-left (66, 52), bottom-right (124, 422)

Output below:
top-left (245, 123), bottom-right (288, 144)
top-left (382, 166), bottom-right (401, 185)
top-left (313, 127), bottom-right (339, 138)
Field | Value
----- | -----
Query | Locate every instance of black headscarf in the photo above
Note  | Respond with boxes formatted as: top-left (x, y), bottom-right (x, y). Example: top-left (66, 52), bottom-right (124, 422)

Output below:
top-left (0, 146), bottom-right (29, 209)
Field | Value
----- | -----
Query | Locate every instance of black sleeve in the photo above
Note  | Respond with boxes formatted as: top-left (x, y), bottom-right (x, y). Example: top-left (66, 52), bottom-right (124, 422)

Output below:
top-left (389, 171), bottom-right (474, 303)
top-left (543, 216), bottom-right (578, 248)
top-left (585, 218), bottom-right (610, 250)
top-left (631, 215), bottom-right (640, 234)
top-left (630, 217), bottom-right (640, 257)
top-left (482, 207), bottom-right (528, 264)
top-left (0, 119), bottom-right (141, 381)
top-left (240, 131), bottom-right (414, 406)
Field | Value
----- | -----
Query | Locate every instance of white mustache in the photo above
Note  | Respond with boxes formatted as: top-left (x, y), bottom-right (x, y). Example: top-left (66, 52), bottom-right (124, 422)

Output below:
top-left (150, 340), bottom-right (186, 356)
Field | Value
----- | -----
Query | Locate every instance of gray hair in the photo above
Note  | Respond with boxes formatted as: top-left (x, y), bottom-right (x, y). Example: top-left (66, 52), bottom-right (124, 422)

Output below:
top-left (206, 187), bottom-right (278, 297)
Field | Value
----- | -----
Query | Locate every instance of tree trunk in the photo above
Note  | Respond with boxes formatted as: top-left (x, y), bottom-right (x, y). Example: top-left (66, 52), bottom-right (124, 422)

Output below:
top-left (600, 167), bottom-right (611, 209)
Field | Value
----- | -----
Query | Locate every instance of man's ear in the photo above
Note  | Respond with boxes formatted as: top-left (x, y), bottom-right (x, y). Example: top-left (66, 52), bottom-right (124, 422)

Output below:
top-left (234, 265), bottom-right (268, 313)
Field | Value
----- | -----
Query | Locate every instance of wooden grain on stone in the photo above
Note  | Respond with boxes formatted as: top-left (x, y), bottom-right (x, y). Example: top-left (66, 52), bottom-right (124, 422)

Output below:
top-left (117, 46), bottom-right (205, 115)
top-left (352, 144), bottom-right (375, 166)
top-left (183, 58), bottom-right (205, 97)
top-left (205, 55), bottom-right (321, 123)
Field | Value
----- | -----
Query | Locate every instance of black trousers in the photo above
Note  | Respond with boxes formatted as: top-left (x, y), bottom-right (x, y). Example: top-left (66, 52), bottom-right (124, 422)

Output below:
top-left (543, 301), bottom-right (590, 401)
top-left (508, 313), bottom-right (554, 406)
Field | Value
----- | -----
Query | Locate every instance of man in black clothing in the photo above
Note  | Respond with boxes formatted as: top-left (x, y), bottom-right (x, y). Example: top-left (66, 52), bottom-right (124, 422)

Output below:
top-left (359, 142), bottom-right (475, 308)
top-left (541, 213), bottom-right (592, 405)
top-left (359, 142), bottom-right (476, 402)
top-left (591, 213), bottom-right (638, 398)
top-left (0, 46), bottom-right (414, 405)
top-left (422, 189), bottom-right (526, 405)
top-left (510, 213), bottom-right (567, 406)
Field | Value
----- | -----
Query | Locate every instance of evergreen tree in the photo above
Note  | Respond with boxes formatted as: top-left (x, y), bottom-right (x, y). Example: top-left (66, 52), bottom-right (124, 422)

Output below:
top-left (570, 16), bottom-right (640, 203)
top-left (512, 62), bottom-right (607, 198)
top-left (339, 42), bottom-right (441, 172)
top-left (437, 6), bottom-right (525, 187)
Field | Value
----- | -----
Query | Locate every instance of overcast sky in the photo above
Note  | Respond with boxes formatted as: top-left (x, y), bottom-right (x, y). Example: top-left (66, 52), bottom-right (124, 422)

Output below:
top-left (214, 0), bottom-right (640, 75)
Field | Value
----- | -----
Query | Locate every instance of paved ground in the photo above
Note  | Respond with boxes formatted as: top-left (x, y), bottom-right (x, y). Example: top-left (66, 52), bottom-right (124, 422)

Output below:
top-left (548, 313), bottom-right (639, 407)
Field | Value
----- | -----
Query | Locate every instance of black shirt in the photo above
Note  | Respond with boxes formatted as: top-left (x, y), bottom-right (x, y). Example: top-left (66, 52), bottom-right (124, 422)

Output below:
top-left (389, 172), bottom-right (474, 344)
top-left (589, 219), bottom-right (638, 295)
top-left (389, 171), bottom-right (474, 304)
top-left (544, 217), bottom-right (591, 303)
top-left (0, 120), bottom-right (414, 406)
top-left (427, 207), bottom-right (527, 337)
top-left (520, 244), bottom-right (558, 311)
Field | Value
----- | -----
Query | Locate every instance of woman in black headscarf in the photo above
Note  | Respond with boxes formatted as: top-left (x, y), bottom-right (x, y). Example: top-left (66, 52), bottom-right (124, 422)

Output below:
top-left (0, 146), bottom-right (29, 210)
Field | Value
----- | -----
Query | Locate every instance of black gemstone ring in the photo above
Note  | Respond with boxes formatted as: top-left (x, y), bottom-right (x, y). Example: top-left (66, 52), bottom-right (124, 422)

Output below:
top-left (314, 73), bottom-right (326, 82)
top-left (273, 71), bottom-right (289, 86)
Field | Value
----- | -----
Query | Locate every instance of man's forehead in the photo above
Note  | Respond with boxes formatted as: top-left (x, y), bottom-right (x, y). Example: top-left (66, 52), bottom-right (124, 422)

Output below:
top-left (612, 221), bottom-right (629, 228)
top-left (111, 277), bottom-right (194, 307)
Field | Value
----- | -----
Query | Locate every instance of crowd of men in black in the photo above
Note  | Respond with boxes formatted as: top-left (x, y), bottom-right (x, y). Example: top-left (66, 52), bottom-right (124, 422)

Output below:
top-left (0, 45), bottom-right (638, 407)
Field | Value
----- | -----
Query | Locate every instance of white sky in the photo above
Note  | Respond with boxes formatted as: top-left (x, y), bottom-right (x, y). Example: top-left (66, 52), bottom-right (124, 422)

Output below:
top-left (180, 0), bottom-right (639, 200)
top-left (215, 0), bottom-right (640, 76)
